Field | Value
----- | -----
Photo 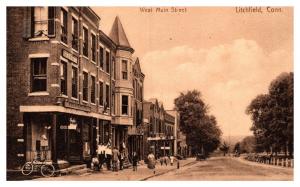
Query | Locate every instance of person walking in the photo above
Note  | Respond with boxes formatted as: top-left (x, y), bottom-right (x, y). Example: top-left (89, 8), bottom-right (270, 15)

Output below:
top-left (132, 152), bottom-right (139, 171)
top-left (119, 150), bottom-right (125, 170)
top-left (160, 156), bottom-right (164, 166)
top-left (147, 152), bottom-right (156, 174)
top-left (105, 144), bottom-right (112, 170)
top-left (170, 155), bottom-right (175, 166)
top-left (112, 147), bottom-right (120, 172)
top-left (164, 155), bottom-right (168, 166)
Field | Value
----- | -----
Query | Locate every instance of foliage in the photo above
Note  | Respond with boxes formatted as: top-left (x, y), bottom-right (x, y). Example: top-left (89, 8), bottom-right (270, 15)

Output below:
top-left (239, 136), bottom-right (256, 153)
top-left (219, 141), bottom-right (229, 156)
top-left (174, 90), bottom-right (222, 155)
top-left (246, 72), bottom-right (293, 156)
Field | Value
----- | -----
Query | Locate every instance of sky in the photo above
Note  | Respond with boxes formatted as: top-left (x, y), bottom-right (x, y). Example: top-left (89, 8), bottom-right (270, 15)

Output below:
top-left (93, 7), bottom-right (293, 137)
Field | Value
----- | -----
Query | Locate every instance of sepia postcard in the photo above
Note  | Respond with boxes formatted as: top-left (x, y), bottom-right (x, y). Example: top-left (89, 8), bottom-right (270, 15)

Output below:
top-left (5, 5), bottom-right (294, 182)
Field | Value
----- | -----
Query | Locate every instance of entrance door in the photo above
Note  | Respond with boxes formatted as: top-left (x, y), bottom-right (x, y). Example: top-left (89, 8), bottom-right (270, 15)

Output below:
top-left (69, 129), bottom-right (82, 162)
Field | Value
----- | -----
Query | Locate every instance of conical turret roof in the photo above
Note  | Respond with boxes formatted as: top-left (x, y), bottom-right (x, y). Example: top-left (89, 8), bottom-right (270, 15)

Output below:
top-left (109, 16), bottom-right (132, 49)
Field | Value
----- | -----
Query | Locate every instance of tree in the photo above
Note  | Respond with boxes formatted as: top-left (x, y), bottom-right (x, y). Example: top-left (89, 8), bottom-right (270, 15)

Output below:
top-left (240, 136), bottom-right (256, 153)
top-left (174, 90), bottom-right (222, 156)
top-left (246, 72), bottom-right (293, 157)
top-left (219, 141), bottom-right (229, 156)
top-left (234, 142), bottom-right (240, 154)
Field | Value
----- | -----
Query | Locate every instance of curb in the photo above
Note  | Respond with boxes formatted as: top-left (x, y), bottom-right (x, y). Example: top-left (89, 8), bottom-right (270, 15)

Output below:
top-left (139, 160), bottom-right (197, 181)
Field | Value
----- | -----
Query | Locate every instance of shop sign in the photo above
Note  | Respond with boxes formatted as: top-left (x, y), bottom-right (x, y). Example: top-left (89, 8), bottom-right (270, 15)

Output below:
top-left (59, 124), bottom-right (77, 130)
top-left (160, 146), bottom-right (170, 150)
top-left (62, 49), bottom-right (78, 64)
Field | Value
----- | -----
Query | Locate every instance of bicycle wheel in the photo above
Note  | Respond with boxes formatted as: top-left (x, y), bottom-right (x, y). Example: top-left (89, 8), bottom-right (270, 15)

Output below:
top-left (21, 162), bottom-right (33, 176)
top-left (41, 164), bottom-right (55, 177)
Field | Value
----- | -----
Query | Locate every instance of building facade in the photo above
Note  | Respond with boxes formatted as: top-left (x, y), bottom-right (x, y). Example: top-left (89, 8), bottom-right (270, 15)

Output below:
top-left (7, 7), bottom-right (144, 169)
top-left (143, 99), bottom-right (176, 159)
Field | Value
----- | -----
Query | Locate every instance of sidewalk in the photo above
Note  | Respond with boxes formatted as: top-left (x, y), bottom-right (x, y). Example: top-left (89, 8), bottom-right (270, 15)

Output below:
top-left (34, 158), bottom-right (197, 181)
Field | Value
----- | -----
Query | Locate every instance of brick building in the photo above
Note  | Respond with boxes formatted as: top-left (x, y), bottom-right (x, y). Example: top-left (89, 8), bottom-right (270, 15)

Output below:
top-left (142, 99), bottom-right (176, 158)
top-left (7, 7), bottom-right (144, 169)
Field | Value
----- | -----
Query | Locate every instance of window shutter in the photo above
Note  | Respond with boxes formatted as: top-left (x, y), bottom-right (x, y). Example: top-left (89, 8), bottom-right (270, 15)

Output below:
top-left (22, 7), bottom-right (32, 39)
top-left (48, 7), bottom-right (55, 36)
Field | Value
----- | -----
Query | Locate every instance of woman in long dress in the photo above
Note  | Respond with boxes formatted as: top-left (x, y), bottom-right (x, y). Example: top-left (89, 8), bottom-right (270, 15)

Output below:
top-left (147, 152), bottom-right (156, 174)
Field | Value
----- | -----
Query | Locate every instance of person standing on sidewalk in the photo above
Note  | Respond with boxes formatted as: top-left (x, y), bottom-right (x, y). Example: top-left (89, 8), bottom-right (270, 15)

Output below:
top-left (132, 152), bottom-right (139, 171)
top-left (105, 144), bottom-right (112, 170)
top-left (147, 152), bottom-right (156, 174)
top-left (112, 147), bottom-right (120, 172)
top-left (170, 155), bottom-right (175, 166)
top-left (160, 156), bottom-right (164, 166)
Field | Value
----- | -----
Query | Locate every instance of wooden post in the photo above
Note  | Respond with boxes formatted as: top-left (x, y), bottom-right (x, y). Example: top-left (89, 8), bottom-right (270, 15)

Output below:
top-left (51, 113), bottom-right (57, 164)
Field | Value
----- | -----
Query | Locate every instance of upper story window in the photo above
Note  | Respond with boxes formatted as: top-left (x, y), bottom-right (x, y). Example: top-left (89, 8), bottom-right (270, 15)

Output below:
top-left (32, 7), bottom-right (55, 37)
top-left (83, 27), bottom-right (88, 57)
top-left (83, 72), bottom-right (88, 101)
top-left (71, 66), bottom-right (78, 98)
top-left (106, 84), bottom-right (110, 107)
top-left (91, 76), bottom-right (96, 104)
top-left (122, 60), bottom-right (128, 80)
top-left (60, 8), bottom-right (68, 44)
top-left (105, 51), bottom-right (110, 73)
top-left (31, 58), bottom-right (47, 92)
top-left (91, 34), bottom-right (96, 62)
top-left (112, 57), bottom-right (116, 79)
top-left (71, 17), bottom-right (79, 51)
top-left (99, 47), bottom-right (104, 69)
top-left (99, 81), bottom-right (104, 106)
top-left (121, 95), bottom-right (129, 115)
top-left (60, 61), bottom-right (67, 95)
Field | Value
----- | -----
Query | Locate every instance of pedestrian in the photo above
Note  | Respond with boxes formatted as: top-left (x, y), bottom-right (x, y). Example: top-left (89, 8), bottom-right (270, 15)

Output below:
top-left (160, 156), bottom-right (164, 166)
top-left (97, 143), bottom-right (106, 170)
top-left (132, 152), bottom-right (139, 171)
top-left (164, 155), bottom-right (168, 166)
top-left (91, 154), bottom-right (100, 171)
top-left (147, 152), bottom-right (156, 174)
top-left (119, 150), bottom-right (125, 170)
top-left (112, 147), bottom-right (120, 172)
top-left (105, 144), bottom-right (112, 170)
top-left (170, 155), bottom-right (175, 166)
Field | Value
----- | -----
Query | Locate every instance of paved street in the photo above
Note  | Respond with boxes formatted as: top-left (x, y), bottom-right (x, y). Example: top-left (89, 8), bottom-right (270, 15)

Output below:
top-left (32, 156), bottom-right (293, 181)
top-left (147, 157), bottom-right (293, 181)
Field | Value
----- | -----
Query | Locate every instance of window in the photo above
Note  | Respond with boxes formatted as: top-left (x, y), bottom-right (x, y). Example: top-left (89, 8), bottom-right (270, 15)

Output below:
top-left (91, 34), bottom-right (96, 62)
top-left (71, 17), bottom-right (78, 50)
top-left (121, 95), bottom-right (128, 115)
top-left (112, 57), bottom-right (116, 79)
top-left (83, 72), bottom-right (88, 101)
top-left (91, 76), bottom-right (96, 104)
top-left (32, 7), bottom-right (55, 37)
top-left (106, 84), bottom-right (110, 107)
top-left (99, 81), bottom-right (104, 106)
top-left (83, 27), bottom-right (88, 57)
top-left (105, 51), bottom-right (110, 73)
top-left (60, 8), bottom-right (68, 44)
top-left (122, 60), bottom-right (128, 80)
top-left (60, 61), bottom-right (67, 95)
top-left (71, 67), bottom-right (78, 98)
top-left (31, 58), bottom-right (47, 92)
top-left (99, 47), bottom-right (104, 69)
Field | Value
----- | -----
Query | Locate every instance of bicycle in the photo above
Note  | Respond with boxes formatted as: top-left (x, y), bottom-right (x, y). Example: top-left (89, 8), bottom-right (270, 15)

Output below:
top-left (21, 150), bottom-right (56, 177)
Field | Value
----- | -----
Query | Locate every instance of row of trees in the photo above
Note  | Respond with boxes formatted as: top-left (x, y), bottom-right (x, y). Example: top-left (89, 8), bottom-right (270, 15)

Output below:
top-left (246, 72), bottom-right (293, 157)
top-left (174, 90), bottom-right (222, 156)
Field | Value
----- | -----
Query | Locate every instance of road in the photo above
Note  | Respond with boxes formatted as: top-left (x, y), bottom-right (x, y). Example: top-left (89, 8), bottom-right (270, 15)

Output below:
top-left (28, 156), bottom-right (293, 181)
top-left (146, 157), bottom-right (293, 181)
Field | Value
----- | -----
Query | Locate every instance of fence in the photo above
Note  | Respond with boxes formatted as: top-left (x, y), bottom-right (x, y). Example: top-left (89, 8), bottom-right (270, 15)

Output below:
top-left (244, 154), bottom-right (293, 168)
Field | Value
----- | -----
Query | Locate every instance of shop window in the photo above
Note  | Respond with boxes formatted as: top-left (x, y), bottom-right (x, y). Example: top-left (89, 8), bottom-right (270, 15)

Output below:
top-left (83, 27), bottom-right (88, 57)
top-left (99, 47), bottom-right (104, 69)
top-left (71, 17), bottom-right (79, 50)
top-left (60, 61), bottom-right (67, 95)
top-left (91, 34), bottom-right (96, 62)
top-left (91, 76), bottom-right (96, 104)
top-left (71, 67), bottom-right (78, 98)
top-left (122, 60), bottom-right (127, 80)
top-left (32, 7), bottom-right (55, 37)
top-left (31, 58), bottom-right (47, 92)
top-left (122, 95), bottom-right (128, 115)
top-left (60, 8), bottom-right (68, 44)
top-left (105, 51), bottom-right (110, 73)
top-left (83, 72), bottom-right (88, 101)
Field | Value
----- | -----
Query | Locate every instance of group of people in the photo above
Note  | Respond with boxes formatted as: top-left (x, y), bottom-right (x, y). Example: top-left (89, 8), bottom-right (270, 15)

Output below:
top-left (159, 155), bottom-right (176, 166)
top-left (91, 142), bottom-right (140, 172)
